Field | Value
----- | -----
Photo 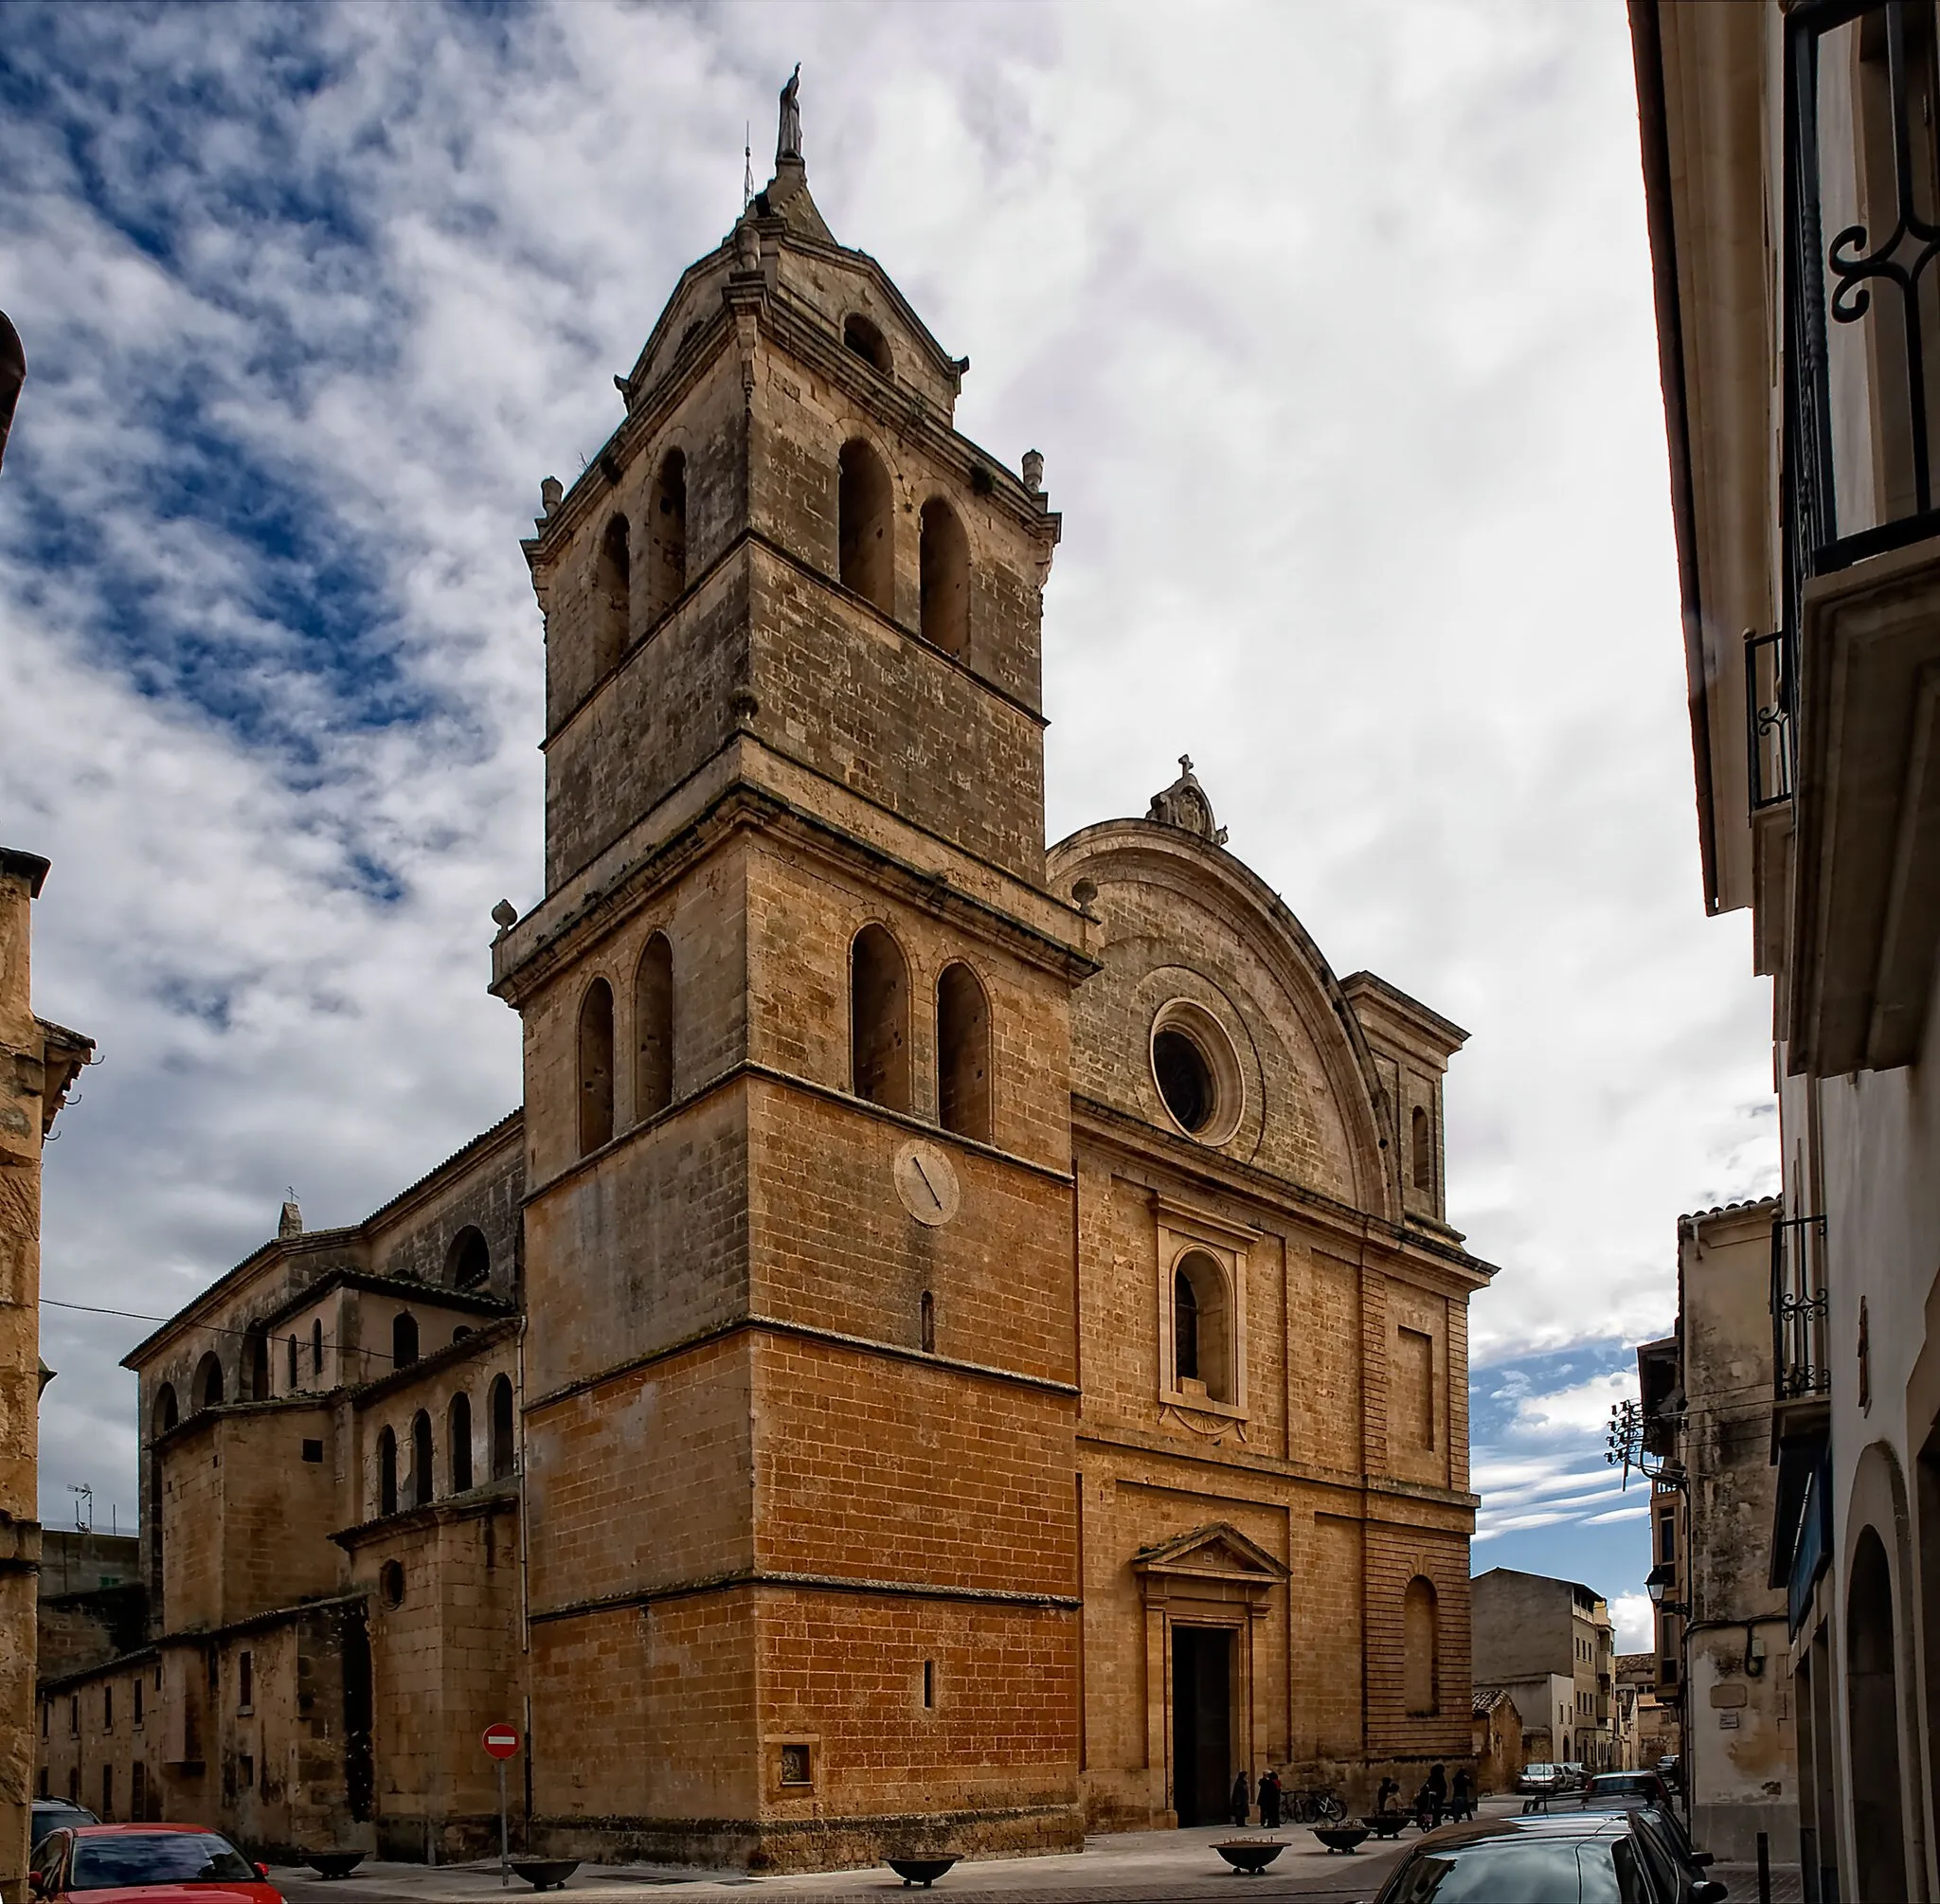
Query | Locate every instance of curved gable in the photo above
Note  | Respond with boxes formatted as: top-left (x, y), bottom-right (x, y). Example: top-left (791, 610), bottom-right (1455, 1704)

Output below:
top-left (1049, 818), bottom-right (1392, 1218)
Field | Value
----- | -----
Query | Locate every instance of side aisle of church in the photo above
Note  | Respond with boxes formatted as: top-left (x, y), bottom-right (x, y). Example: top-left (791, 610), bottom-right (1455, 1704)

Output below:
top-left (37, 81), bottom-right (1496, 1869)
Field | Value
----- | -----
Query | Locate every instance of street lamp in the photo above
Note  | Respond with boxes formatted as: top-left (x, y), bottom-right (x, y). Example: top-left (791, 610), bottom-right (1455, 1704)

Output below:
top-left (1645, 1564), bottom-right (1688, 1624)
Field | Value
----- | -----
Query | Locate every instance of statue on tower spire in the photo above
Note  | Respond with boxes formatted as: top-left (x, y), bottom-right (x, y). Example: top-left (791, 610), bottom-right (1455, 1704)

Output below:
top-left (777, 64), bottom-right (802, 165)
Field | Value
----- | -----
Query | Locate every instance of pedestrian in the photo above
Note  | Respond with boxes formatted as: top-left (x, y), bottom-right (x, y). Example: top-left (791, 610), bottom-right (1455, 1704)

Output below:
top-left (1376, 1776), bottom-right (1401, 1815)
top-left (1425, 1762), bottom-right (1447, 1827)
top-left (1451, 1767), bottom-right (1474, 1822)
top-left (1230, 1769), bottom-right (1251, 1829)
top-left (1257, 1769), bottom-right (1283, 1829)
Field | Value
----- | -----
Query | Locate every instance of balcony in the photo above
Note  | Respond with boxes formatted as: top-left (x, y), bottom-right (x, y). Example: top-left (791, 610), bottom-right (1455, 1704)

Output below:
top-left (1784, 0), bottom-right (1940, 1074)
top-left (1771, 1214), bottom-right (1830, 1401)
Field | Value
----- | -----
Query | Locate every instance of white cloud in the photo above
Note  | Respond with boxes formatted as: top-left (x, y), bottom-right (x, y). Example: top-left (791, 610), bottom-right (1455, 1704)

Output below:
top-left (3, 0), bottom-right (1775, 1523)
top-left (1610, 1591), bottom-right (1654, 1654)
top-left (1511, 1372), bottom-right (1639, 1439)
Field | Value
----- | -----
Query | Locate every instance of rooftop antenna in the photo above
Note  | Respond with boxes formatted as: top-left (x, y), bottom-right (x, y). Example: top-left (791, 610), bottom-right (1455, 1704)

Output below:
top-left (743, 121), bottom-right (753, 211)
top-left (68, 1482), bottom-right (92, 1533)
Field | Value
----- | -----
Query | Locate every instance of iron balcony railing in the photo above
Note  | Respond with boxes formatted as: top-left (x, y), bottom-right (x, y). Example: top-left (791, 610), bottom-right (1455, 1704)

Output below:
top-left (1746, 629), bottom-right (1797, 811)
top-left (1786, 1), bottom-right (1940, 604)
top-left (1771, 1213), bottom-right (1831, 1400)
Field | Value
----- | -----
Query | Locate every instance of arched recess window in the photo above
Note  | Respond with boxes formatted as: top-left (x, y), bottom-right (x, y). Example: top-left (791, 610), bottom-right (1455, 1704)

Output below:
top-left (391, 1312), bottom-right (419, 1369)
top-left (1172, 1251), bottom-right (1231, 1403)
top-left (408, 1410), bottom-right (434, 1510)
top-left (919, 499), bottom-right (969, 660)
top-left (1849, 1525), bottom-right (1911, 1900)
top-left (446, 1226), bottom-right (490, 1289)
top-left (311, 1318), bottom-right (325, 1378)
top-left (153, 1384), bottom-right (179, 1437)
top-left (489, 1374), bottom-right (516, 1480)
top-left (194, 1353), bottom-right (224, 1412)
top-left (376, 1427), bottom-right (398, 1518)
top-left (579, 978), bottom-right (616, 1155)
top-left (920, 1290), bottom-right (936, 1354)
top-left (650, 451), bottom-right (687, 614)
top-left (1410, 1105), bottom-right (1431, 1191)
top-left (843, 314), bottom-right (891, 375)
top-left (595, 512), bottom-right (630, 674)
top-left (448, 1392), bottom-right (473, 1494)
top-left (1403, 1576), bottom-right (1441, 1716)
top-left (838, 439), bottom-right (894, 614)
top-left (936, 961), bottom-right (991, 1141)
top-left (246, 1329), bottom-right (269, 1401)
top-left (635, 933), bottom-right (674, 1122)
top-left (851, 925), bottom-right (911, 1112)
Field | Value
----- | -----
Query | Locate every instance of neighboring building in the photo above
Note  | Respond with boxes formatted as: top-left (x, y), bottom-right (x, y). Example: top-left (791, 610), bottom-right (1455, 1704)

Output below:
top-left (1632, 5), bottom-right (1940, 1896)
top-left (1615, 1654), bottom-right (1680, 1771)
top-left (1, 845), bottom-right (94, 1904)
top-left (34, 82), bottom-right (1496, 1869)
top-left (1636, 1203), bottom-right (1796, 1861)
top-left (1472, 1569), bottom-right (1616, 1769)
top-left (36, 1533), bottom-right (144, 1686)
top-left (1471, 1688), bottom-right (1523, 1795)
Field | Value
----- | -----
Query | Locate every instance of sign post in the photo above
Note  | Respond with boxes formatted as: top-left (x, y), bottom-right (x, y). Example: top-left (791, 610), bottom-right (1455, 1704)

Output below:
top-left (482, 1722), bottom-right (521, 1888)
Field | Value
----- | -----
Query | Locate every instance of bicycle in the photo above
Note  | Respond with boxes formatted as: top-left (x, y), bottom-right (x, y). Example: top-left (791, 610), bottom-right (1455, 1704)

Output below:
top-left (1283, 1787), bottom-right (1346, 1824)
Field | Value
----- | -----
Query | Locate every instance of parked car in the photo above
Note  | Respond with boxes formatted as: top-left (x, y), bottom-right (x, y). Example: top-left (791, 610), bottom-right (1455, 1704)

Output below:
top-left (27, 1803), bottom-right (98, 1856)
top-left (28, 1824), bottom-right (281, 1902)
top-left (1369, 1809), bottom-right (1726, 1903)
top-left (1517, 1762), bottom-right (1563, 1795)
top-left (1558, 1761), bottom-right (1590, 1790)
top-left (1583, 1769), bottom-right (1675, 1809)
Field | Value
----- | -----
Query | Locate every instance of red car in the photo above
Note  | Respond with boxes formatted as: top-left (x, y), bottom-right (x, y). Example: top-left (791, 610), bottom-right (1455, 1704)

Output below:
top-left (29, 1823), bottom-right (282, 1902)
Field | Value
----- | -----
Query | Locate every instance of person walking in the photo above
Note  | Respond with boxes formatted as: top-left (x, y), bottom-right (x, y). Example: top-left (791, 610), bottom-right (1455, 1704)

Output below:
top-left (1450, 1767), bottom-right (1474, 1822)
top-left (1257, 1769), bottom-right (1283, 1829)
top-left (1425, 1763), bottom-right (1448, 1827)
top-left (1229, 1769), bottom-right (1251, 1829)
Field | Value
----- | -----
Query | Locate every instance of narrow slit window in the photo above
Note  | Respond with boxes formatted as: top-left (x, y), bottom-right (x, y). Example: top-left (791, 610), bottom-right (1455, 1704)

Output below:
top-left (377, 1427), bottom-right (398, 1518)
top-left (409, 1410), bottom-right (434, 1509)
top-left (1410, 1104), bottom-right (1431, 1190)
top-left (449, 1391), bottom-right (473, 1494)
top-left (490, 1374), bottom-right (516, 1480)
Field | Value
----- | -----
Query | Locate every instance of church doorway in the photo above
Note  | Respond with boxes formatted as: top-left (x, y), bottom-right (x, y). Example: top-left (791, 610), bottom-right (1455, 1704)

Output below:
top-left (1171, 1626), bottom-right (1233, 1826)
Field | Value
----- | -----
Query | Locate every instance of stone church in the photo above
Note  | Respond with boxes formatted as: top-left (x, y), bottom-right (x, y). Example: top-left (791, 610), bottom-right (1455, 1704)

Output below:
top-left (36, 88), bottom-right (1494, 1870)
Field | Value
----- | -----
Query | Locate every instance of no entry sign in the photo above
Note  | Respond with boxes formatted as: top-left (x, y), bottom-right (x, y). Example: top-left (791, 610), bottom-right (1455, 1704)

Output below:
top-left (482, 1723), bottom-right (521, 1760)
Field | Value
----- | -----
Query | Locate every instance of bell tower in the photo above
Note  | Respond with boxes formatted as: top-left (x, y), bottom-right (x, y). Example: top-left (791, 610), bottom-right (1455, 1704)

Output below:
top-left (493, 75), bottom-right (1094, 1868)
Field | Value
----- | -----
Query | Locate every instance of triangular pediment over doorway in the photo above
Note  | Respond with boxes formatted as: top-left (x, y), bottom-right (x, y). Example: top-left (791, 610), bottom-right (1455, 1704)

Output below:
top-left (1131, 1521), bottom-right (1289, 1587)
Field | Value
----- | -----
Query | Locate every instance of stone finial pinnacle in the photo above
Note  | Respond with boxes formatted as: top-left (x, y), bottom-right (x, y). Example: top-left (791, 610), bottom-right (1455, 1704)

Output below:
top-left (1147, 757), bottom-right (1228, 847)
top-left (279, 1193), bottom-right (303, 1240)
top-left (777, 63), bottom-right (802, 166)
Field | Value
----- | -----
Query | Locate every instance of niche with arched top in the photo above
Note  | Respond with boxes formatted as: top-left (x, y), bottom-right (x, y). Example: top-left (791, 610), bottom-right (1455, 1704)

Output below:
top-left (649, 450), bottom-right (687, 615)
top-left (153, 1384), bottom-right (179, 1437)
top-left (851, 925), bottom-right (911, 1112)
top-left (1411, 1104), bottom-right (1432, 1191)
top-left (920, 499), bottom-right (970, 660)
top-left (843, 313), bottom-right (891, 376)
top-left (579, 978), bottom-right (616, 1155)
top-left (446, 1226), bottom-right (490, 1289)
top-left (489, 1374), bottom-right (516, 1480)
top-left (1403, 1576), bottom-right (1441, 1715)
top-left (1849, 1524), bottom-right (1910, 1899)
top-left (1171, 1251), bottom-right (1232, 1403)
top-left (936, 961), bottom-right (991, 1141)
top-left (595, 512), bottom-right (631, 675)
top-left (635, 933), bottom-right (674, 1121)
top-left (194, 1353), bottom-right (225, 1412)
top-left (838, 439), bottom-right (894, 614)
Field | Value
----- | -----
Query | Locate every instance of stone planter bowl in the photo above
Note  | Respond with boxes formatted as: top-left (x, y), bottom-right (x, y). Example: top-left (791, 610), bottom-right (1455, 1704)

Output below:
top-left (1312, 1825), bottom-right (1372, 1855)
top-left (301, 1853), bottom-right (367, 1880)
top-left (887, 1857), bottom-right (958, 1887)
top-left (1212, 1840), bottom-right (1285, 1875)
top-left (511, 1859), bottom-right (580, 1891)
top-left (1361, 1814), bottom-right (1409, 1838)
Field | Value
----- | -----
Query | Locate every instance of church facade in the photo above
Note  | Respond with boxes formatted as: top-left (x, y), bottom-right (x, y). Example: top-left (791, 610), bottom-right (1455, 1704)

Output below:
top-left (36, 96), bottom-right (1494, 1870)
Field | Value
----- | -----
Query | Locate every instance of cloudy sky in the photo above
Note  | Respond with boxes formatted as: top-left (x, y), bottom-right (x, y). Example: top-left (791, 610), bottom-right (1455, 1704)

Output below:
top-left (1, 1), bottom-right (1773, 1628)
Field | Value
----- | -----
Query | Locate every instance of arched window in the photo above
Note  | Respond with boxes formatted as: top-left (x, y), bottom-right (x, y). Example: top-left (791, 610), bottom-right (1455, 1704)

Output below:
top-left (391, 1312), bottom-right (419, 1369)
top-left (286, 1335), bottom-right (299, 1390)
top-left (1403, 1576), bottom-right (1440, 1716)
top-left (153, 1384), bottom-right (179, 1437)
top-left (489, 1374), bottom-right (516, 1480)
top-left (936, 961), bottom-right (991, 1141)
top-left (446, 1226), bottom-right (490, 1289)
top-left (311, 1318), bottom-right (325, 1378)
top-left (838, 439), bottom-right (894, 613)
top-left (409, 1410), bottom-right (434, 1509)
top-left (920, 1290), bottom-right (936, 1355)
top-left (376, 1427), bottom-right (398, 1518)
top-left (649, 451), bottom-right (687, 615)
top-left (635, 933), bottom-right (674, 1122)
top-left (1172, 1251), bottom-right (1231, 1403)
top-left (579, 977), bottom-right (616, 1155)
top-left (246, 1329), bottom-right (269, 1401)
top-left (1850, 1525), bottom-right (1910, 1900)
top-left (194, 1353), bottom-right (224, 1412)
top-left (595, 512), bottom-right (630, 674)
top-left (843, 313), bottom-right (891, 376)
top-left (1410, 1104), bottom-right (1431, 1191)
top-left (919, 499), bottom-right (969, 660)
top-left (850, 925), bottom-right (911, 1112)
top-left (448, 1392), bottom-right (473, 1494)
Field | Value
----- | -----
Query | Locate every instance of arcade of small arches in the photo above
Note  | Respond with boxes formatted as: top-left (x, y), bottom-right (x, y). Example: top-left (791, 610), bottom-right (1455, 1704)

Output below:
top-left (370, 1373), bottom-right (517, 1520)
